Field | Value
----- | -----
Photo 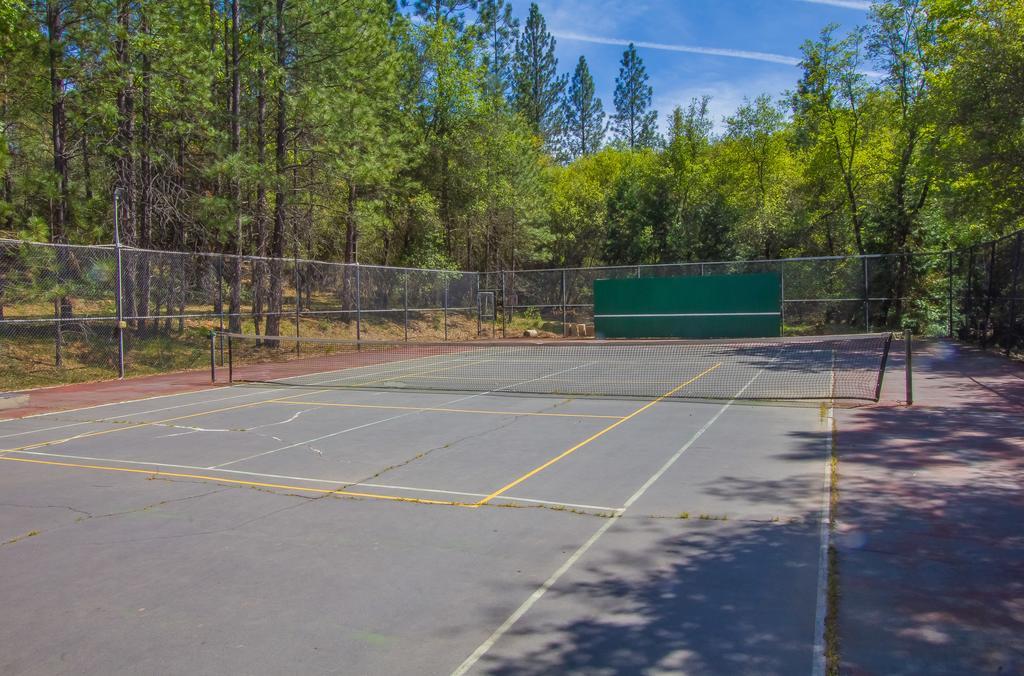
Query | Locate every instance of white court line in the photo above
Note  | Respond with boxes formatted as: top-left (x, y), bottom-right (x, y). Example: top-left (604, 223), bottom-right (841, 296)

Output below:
top-left (0, 340), bottom-right (479, 427)
top-left (0, 346), bottom-right (498, 441)
top-left (0, 387), bottom-right (289, 440)
top-left (3, 448), bottom-right (621, 513)
top-left (248, 348), bottom-right (495, 387)
top-left (450, 371), bottom-right (762, 676)
top-left (0, 380), bottom-right (265, 424)
top-left (811, 371), bottom-right (838, 676)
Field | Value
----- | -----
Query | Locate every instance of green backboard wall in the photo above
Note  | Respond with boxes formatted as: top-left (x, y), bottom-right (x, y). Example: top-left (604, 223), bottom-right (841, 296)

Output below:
top-left (593, 272), bottom-right (782, 338)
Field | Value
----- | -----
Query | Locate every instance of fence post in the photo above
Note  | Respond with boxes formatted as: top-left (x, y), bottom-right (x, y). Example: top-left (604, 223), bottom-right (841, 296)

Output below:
top-left (947, 250), bottom-right (954, 338)
top-left (779, 261), bottom-right (786, 337)
top-left (500, 270), bottom-right (507, 338)
top-left (863, 257), bottom-right (871, 332)
top-left (217, 257), bottom-right (225, 365)
top-left (293, 249), bottom-right (300, 350)
top-left (635, 265), bottom-right (641, 278)
top-left (983, 242), bottom-right (996, 347)
top-left (561, 269), bottom-right (567, 337)
top-left (905, 331), bottom-right (913, 406)
top-left (1007, 233), bottom-right (1023, 356)
top-left (443, 278), bottom-right (449, 341)
top-left (355, 264), bottom-right (362, 342)
top-left (113, 191), bottom-right (126, 378)
top-left (404, 274), bottom-right (409, 342)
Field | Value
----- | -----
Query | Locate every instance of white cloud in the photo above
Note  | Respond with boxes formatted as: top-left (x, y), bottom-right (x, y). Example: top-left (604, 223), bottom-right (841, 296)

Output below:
top-left (794, 0), bottom-right (872, 10)
top-left (552, 30), bottom-right (801, 66)
top-left (542, 0), bottom-right (657, 37)
top-left (652, 72), bottom-right (799, 135)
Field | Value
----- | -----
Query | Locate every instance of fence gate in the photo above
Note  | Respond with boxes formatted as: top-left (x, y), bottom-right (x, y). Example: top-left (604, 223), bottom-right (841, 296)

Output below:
top-left (477, 291), bottom-right (496, 338)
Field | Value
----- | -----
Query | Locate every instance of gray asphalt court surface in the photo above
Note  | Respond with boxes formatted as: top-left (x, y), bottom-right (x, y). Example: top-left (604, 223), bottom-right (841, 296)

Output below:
top-left (0, 353), bottom-right (834, 675)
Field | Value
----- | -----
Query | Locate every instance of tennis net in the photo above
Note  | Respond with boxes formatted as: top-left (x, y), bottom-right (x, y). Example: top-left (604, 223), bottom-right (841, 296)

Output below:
top-left (215, 332), bottom-right (893, 402)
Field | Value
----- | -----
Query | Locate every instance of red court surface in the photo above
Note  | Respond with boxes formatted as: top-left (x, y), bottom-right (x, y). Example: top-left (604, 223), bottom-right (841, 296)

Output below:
top-left (0, 370), bottom-right (215, 420)
top-left (835, 340), bottom-right (1024, 674)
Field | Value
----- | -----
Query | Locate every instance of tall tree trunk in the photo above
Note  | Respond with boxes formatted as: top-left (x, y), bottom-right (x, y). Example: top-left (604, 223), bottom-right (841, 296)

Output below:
top-left (252, 22), bottom-right (268, 338)
top-left (46, 1), bottom-right (70, 247)
top-left (440, 151), bottom-right (450, 256)
top-left (45, 0), bottom-right (72, 369)
top-left (264, 0), bottom-right (287, 344)
top-left (115, 0), bottom-right (137, 326)
top-left (82, 130), bottom-right (93, 202)
top-left (228, 0), bottom-right (243, 332)
top-left (137, 10), bottom-right (152, 334)
top-left (345, 181), bottom-right (357, 264)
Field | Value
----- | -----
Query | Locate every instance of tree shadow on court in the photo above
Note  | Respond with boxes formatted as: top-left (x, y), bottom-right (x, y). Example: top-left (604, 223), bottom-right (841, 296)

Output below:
top-left (909, 339), bottom-right (1024, 408)
top-left (779, 341), bottom-right (1024, 674)
top-left (475, 517), bottom-right (822, 675)
top-left (680, 338), bottom-right (892, 402)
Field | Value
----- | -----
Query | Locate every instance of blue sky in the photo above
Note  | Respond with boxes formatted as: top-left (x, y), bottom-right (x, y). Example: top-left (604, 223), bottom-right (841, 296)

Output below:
top-left (505, 0), bottom-right (873, 132)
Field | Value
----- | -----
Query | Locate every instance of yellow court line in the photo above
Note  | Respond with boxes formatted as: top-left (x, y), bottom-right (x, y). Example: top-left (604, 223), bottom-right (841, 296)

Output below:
top-left (0, 389), bottom-right (322, 456)
top-left (266, 399), bottom-right (625, 420)
top-left (0, 456), bottom-right (472, 507)
top-left (473, 362), bottom-right (723, 507)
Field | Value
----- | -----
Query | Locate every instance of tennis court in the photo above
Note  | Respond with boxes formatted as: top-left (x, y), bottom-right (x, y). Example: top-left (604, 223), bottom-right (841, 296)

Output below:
top-left (0, 335), bottom-right (891, 674)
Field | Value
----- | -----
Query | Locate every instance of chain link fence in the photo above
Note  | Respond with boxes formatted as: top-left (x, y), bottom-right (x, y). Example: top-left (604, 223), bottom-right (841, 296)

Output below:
top-left (2, 231), bottom-right (1020, 391)
top-left (955, 231), bottom-right (1023, 355)
top-left (0, 239), bottom-right (484, 391)
top-left (499, 252), bottom-right (956, 338)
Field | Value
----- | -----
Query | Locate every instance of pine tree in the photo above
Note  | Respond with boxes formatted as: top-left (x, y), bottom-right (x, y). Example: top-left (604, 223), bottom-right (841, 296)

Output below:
top-left (612, 43), bottom-right (658, 149)
top-left (560, 56), bottom-right (605, 158)
top-left (511, 3), bottom-right (565, 142)
top-left (413, 0), bottom-right (478, 29)
top-left (477, 0), bottom-right (517, 101)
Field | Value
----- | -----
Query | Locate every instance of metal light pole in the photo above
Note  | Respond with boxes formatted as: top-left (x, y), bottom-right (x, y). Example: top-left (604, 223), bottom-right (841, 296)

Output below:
top-left (113, 188), bottom-right (126, 378)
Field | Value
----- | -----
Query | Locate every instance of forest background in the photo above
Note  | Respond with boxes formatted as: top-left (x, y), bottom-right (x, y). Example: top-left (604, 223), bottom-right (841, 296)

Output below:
top-left (1, 0), bottom-right (1021, 284)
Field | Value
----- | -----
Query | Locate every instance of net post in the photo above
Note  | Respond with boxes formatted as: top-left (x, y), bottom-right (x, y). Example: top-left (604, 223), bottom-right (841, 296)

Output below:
top-left (561, 269), bottom-right (567, 337)
top-left (227, 333), bottom-right (233, 383)
top-left (874, 332), bottom-right (892, 402)
top-left (209, 331), bottom-right (216, 383)
top-left (947, 250), bottom-right (954, 338)
top-left (403, 274), bottom-right (409, 342)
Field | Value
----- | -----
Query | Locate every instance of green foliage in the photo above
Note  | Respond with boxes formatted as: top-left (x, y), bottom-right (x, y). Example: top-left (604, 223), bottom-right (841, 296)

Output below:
top-left (603, 150), bottom-right (673, 264)
top-left (477, 0), bottom-right (518, 101)
top-left (560, 56), bottom-right (605, 160)
top-left (511, 3), bottom-right (565, 144)
top-left (612, 43), bottom-right (658, 150)
top-left (0, 0), bottom-right (1020, 300)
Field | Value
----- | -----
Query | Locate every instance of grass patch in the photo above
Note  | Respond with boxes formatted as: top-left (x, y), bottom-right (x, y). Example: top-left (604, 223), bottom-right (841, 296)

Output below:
top-left (2, 530), bottom-right (40, 546)
top-left (825, 410), bottom-right (841, 675)
top-left (1, 311), bottom-right (495, 391)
